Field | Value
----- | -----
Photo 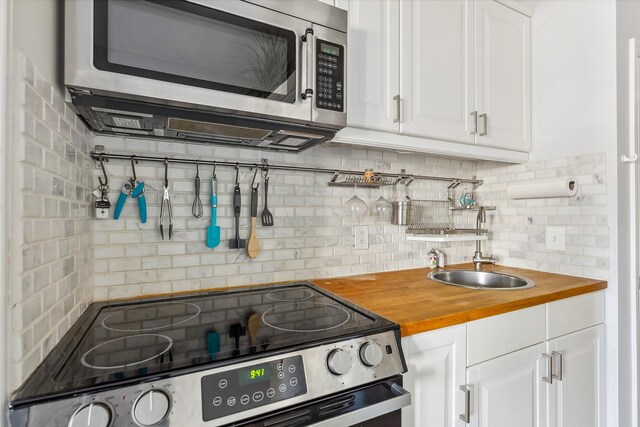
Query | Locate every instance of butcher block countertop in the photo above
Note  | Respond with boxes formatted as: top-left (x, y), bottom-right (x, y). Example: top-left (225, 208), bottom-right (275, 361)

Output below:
top-left (311, 264), bottom-right (607, 337)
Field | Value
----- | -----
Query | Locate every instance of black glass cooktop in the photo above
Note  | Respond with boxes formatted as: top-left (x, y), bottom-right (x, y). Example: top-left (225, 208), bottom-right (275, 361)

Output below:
top-left (12, 282), bottom-right (397, 406)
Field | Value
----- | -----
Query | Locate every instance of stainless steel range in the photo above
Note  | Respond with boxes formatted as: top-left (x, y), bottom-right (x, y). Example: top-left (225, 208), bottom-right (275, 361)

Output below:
top-left (8, 283), bottom-right (409, 426)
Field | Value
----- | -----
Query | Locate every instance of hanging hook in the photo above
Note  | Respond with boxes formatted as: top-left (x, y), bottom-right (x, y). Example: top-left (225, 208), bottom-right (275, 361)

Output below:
top-left (195, 160), bottom-right (200, 178)
top-left (234, 163), bottom-right (240, 184)
top-left (98, 154), bottom-right (109, 186)
top-left (212, 161), bottom-right (216, 179)
top-left (164, 158), bottom-right (169, 187)
top-left (251, 164), bottom-right (259, 189)
top-left (130, 155), bottom-right (138, 181)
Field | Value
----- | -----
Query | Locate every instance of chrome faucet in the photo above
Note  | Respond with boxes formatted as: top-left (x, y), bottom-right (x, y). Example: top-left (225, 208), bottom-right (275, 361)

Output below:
top-left (473, 207), bottom-right (496, 271)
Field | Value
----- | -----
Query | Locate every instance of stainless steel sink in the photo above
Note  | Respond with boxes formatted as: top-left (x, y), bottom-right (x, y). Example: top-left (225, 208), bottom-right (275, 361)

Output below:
top-left (427, 270), bottom-right (535, 290)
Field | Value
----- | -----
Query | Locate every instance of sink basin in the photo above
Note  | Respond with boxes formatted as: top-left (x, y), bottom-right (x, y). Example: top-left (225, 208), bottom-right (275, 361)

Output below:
top-left (427, 270), bottom-right (535, 290)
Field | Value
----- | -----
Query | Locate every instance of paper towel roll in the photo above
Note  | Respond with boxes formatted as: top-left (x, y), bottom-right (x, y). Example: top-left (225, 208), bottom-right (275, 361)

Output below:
top-left (507, 176), bottom-right (577, 199)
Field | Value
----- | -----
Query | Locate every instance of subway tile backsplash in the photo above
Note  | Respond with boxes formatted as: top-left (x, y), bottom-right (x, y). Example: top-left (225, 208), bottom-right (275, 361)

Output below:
top-left (477, 153), bottom-right (609, 280)
top-left (10, 53), bottom-right (94, 389)
top-left (91, 136), bottom-right (479, 300)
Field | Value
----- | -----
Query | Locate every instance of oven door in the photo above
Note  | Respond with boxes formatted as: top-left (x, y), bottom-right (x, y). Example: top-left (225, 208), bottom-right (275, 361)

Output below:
top-left (65, 0), bottom-right (313, 124)
top-left (236, 375), bottom-right (410, 427)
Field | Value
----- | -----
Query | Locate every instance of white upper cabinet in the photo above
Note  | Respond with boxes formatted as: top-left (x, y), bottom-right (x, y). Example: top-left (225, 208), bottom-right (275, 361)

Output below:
top-left (400, 0), bottom-right (475, 144)
top-left (475, 0), bottom-right (531, 151)
top-left (335, 0), bottom-right (532, 161)
top-left (338, 0), bottom-right (399, 131)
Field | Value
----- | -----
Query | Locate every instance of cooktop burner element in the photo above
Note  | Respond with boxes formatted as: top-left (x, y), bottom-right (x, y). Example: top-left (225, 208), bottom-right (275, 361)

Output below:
top-left (80, 334), bottom-right (174, 370)
top-left (101, 301), bottom-right (202, 332)
top-left (261, 302), bottom-right (351, 332)
top-left (9, 282), bottom-right (408, 427)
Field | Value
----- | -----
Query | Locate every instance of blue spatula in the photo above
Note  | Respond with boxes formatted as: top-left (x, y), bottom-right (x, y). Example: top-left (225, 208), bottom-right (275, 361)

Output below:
top-left (206, 174), bottom-right (221, 248)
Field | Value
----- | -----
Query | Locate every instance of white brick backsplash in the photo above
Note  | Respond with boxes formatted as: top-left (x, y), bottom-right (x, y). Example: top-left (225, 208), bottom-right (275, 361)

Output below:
top-left (8, 53), bottom-right (93, 390)
top-left (91, 134), bottom-right (479, 298)
top-left (477, 153), bottom-right (609, 280)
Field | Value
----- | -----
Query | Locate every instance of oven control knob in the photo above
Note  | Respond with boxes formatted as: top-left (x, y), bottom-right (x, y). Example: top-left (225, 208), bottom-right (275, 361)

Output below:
top-left (327, 348), bottom-right (352, 375)
top-left (359, 341), bottom-right (383, 367)
top-left (69, 402), bottom-right (112, 427)
top-left (133, 389), bottom-right (171, 426)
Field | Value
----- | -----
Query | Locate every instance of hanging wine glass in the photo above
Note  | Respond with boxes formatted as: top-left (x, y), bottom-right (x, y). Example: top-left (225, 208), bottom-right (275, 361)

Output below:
top-left (370, 189), bottom-right (392, 223)
top-left (344, 194), bottom-right (368, 224)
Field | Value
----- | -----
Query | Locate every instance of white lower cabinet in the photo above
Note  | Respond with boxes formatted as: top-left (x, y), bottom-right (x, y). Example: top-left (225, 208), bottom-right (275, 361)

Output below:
top-left (547, 325), bottom-right (605, 427)
top-left (401, 292), bottom-right (605, 427)
top-left (401, 325), bottom-right (466, 427)
top-left (466, 344), bottom-right (546, 427)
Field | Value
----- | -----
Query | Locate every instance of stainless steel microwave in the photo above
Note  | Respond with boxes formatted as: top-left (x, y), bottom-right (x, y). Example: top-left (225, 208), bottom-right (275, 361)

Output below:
top-left (65, 0), bottom-right (347, 152)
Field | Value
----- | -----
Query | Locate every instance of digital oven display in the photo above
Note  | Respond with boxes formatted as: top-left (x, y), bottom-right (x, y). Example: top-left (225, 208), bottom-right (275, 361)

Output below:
top-left (239, 365), bottom-right (272, 386)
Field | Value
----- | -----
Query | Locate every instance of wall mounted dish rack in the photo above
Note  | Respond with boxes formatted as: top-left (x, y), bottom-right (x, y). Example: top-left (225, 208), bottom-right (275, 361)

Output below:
top-left (405, 185), bottom-right (496, 242)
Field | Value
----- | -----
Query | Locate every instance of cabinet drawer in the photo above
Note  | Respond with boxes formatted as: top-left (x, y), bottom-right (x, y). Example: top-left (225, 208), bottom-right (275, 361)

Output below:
top-left (546, 291), bottom-right (604, 340)
top-left (467, 304), bottom-right (545, 366)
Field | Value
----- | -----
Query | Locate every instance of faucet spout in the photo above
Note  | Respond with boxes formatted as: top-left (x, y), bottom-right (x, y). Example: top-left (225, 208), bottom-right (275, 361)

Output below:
top-left (473, 207), bottom-right (495, 271)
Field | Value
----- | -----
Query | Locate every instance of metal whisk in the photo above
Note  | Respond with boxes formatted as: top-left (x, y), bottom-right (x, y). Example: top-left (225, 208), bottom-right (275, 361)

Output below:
top-left (192, 162), bottom-right (204, 218)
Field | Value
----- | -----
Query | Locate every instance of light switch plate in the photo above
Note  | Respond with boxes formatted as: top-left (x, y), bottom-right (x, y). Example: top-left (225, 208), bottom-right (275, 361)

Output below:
top-left (545, 227), bottom-right (566, 251)
top-left (354, 225), bottom-right (369, 250)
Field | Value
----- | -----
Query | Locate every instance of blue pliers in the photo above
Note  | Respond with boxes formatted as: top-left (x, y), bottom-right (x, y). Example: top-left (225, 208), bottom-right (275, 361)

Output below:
top-left (114, 157), bottom-right (147, 223)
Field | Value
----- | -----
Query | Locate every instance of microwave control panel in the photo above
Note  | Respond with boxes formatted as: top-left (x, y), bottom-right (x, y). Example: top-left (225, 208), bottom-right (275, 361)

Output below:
top-left (315, 39), bottom-right (345, 112)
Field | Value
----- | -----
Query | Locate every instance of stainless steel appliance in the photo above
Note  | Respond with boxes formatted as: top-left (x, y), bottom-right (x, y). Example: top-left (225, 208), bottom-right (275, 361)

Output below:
top-left (65, 0), bottom-right (347, 152)
top-left (8, 283), bottom-right (410, 426)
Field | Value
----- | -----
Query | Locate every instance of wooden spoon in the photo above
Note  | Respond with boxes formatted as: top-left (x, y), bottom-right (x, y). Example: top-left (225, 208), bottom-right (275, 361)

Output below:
top-left (248, 186), bottom-right (261, 258)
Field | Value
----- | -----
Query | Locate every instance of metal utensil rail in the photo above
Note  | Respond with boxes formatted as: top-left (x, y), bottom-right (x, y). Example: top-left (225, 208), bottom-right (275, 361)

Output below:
top-left (90, 151), bottom-right (483, 188)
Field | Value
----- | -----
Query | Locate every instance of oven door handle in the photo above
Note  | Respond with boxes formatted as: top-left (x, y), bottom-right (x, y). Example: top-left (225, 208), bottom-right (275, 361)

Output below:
top-left (308, 382), bottom-right (411, 427)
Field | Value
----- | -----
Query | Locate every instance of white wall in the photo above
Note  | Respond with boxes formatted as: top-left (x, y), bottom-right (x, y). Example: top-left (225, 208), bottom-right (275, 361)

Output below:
top-left (528, 0), bottom-right (617, 162)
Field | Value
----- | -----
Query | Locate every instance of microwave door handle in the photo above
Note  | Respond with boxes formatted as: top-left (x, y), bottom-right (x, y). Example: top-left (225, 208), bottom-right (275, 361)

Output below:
top-left (301, 28), bottom-right (314, 100)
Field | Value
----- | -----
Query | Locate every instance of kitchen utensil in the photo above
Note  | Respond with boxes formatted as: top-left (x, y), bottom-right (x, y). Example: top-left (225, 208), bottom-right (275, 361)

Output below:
top-left (229, 165), bottom-right (247, 249)
top-left (248, 182), bottom-right (261, 258)
top-left (206, 165), bottom-right (221, 248)
top-left (160, 158), bottom-right (173, 240)
top-left (391, 199), bottom-right (413, 225)
top-left (260, 168), bottom-right (274, 226)
top-left (192, 161), bottom-right (203, 218)
top-left (248, 312), bottom-right (261, 353)
top-left (114, 156), bottom-right (147, 223)
top-left (344, 194), bottom-right (368, 224)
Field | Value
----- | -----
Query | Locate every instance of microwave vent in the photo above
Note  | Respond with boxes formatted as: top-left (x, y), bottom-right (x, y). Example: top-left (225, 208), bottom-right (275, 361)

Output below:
top-left (168, 118), bottom-right (272, 141)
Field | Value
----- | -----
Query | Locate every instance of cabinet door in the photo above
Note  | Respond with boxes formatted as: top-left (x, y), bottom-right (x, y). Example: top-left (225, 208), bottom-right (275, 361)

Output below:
top-left (341, 0), bottom-right (400, 131)
top-left (475, 0), bottom-right (531, 151)
top-left (401, 325), bottom-right (466, 427)
top-left (467, 344), bottom-right (547, 427)
top-left (399, 0), bottom-right (475, 143)
top-left (547, 325), bottom-right (605, 427)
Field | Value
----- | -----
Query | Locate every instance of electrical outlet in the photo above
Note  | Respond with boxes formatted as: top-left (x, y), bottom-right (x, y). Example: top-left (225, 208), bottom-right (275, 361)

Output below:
top-left (545, 227), bottom-right (566, 251)
top-left (354, 225), bottom-right (369, 250)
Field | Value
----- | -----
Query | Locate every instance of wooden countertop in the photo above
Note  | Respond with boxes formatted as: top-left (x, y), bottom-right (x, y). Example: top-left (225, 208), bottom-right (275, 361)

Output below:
top-left (311, 264), bottom-right (607, 337)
